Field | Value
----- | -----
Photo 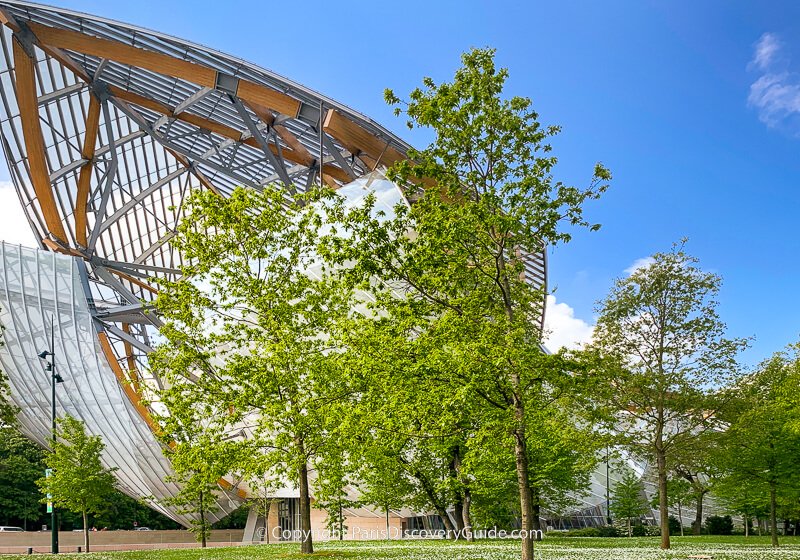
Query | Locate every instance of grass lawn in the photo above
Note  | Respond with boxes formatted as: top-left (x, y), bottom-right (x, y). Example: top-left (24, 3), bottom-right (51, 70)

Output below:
top-left (7, 536), bottom-right (800, 559)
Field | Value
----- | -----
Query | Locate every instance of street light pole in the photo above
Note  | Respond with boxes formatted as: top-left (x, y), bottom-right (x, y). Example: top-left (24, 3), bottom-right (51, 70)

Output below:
top-left (606, 446), bottom-right (612, 526)
top-left (50, 354), bottom-right (58, 555)
top-left (39, 316), bottom-right (62, 555)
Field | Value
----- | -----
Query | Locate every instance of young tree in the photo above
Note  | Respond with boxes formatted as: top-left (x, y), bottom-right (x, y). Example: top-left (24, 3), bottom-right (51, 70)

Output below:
top-left (712, 476), bottom-right (766, 538)
top-left (651, 477), bottom-right (693, 537)
top-left (672, 432), bottom-right (716, 535)
top-left (337, 318), bottom-right (477, 540)
top-left (244, 475), bottom-right (283, 544)
top-left (323, 48), bottom-right (610, 560)
top-left (466, 403), bottom-right (602, 538)
top-left (587, 243), bottom-right (747, 549)
top-left (715, 351), bottom-right (800, 547)
top-left (36, 416), bottom-right (117, 552)
top-left (163, 469), bottom-right (220, 547)
top-left (150, 186), bottom-right (354, 554)
top-left (610, 470), bottom-right (648, 537)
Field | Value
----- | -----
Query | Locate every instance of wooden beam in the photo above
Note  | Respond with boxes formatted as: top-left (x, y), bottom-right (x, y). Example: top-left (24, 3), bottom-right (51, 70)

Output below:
top-left (244, 100), bottom-right (313, 166)
top-left (98, 331), bottom-right (162, 435)
top-left (324, 109), bottom-right (438, 188)
top-left (41, 238), bottom-right (83, 257)
top-left (106, 267), bottom-right (158, 295)
top-left (75, 94), bottom-right (101, 246)
top-left (217, 477), bottom-right (248, 500)
top-left (12, 36), bottom-right (68, 243)
top-left (235, 79), bottom-right (300, 118)
top-left (0, 7), bottom-right (18, 29)
top-left (321, 173), bottom-right (341, 190)
top-left (29, 22), bottom-right (217, 88)
top-left (323, 109), bottom-right (406, 168)
top-left (102, 328), bottom-right (248, 498)
top-left (110, 87), bottom-right (352, 183)
top-left (121, 323), bottom-right (142, 394)
top-left (0, 10), bottom-right (97, 83)
top-left (28, 22), bottom-right (300, 117)
top-left (109, 86), bottom-right (244, 140)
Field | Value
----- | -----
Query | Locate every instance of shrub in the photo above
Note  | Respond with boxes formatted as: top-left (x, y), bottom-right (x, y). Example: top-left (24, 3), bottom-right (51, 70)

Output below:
top-left (597, 525), bottom-right (620, 537)
top-left (706, 515), bottom-right (734, 535)
top-left (631, 524), bottom-right (647, 537)
top-left (564, 528), bottom-right (601, 537)
top-left (668, 515), bottom-right (681, 535)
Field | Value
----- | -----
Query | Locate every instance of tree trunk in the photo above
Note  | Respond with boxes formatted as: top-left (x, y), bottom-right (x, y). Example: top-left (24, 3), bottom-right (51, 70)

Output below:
top-left (264, 499), bottom-right (272, 544)
top-left (385, 506), bottom-right (390, 540)
top-left (501, 251), bottom-right (533, 560)
top-left (513, 421), bottom-right (535, 560)
top-left (452, 492), bottom-right (465, 536)
top-left (656, 448), bottom-right (670, 549)
top-left (677, 500), bottom-right (684, 537)
top-left (298, 458), bottom-right (314, 554)
top-left (82, 511), bottom-right (89, 553)
top-left (462, 487), bottom-right (474, 542)
top-left (693, 492), bottom-right (704, 535)
top-left (450, 446), bottom-right (465, 538)
top-left (435, 506), bottom-right (457, 537)
top-left (628, 518), bottom-right (632, 538)
top-left (744, 515), bottom-right (749, 538)
top-left (410, 466), bottom-right (457, 536)
top-left (199, 489), bottom-right (207, 548)
top-left (769, 483), bottom-right (779, 547)
top-left (532, 493), bottom-right (543, 541)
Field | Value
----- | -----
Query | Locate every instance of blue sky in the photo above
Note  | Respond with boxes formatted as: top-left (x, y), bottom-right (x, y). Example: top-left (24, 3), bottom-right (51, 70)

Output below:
top-left (2, 0), bottom-right (800, 367)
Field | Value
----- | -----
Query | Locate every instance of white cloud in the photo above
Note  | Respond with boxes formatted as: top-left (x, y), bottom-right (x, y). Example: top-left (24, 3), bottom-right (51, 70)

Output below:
top-left (543, 294), bottom-right (594, 352)
top-left (543, 257), bottom-right (675, 352)
top-left (747, 32), bottom-right (800, 131)
top-left (751, 32), bottom-right (781, 71)
top-left (0, 181), bottom-right (36, 247)
top-left (748, 72), bottom-right (800, 127)
top-left (624, 256), bottom-right (654, 275)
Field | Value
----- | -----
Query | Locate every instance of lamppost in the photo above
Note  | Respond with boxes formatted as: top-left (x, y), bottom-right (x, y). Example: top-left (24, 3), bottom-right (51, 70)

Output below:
top-left (605, 445), bottom-right (612, 525)
top-left (38, 341), bottom-right (63, 555)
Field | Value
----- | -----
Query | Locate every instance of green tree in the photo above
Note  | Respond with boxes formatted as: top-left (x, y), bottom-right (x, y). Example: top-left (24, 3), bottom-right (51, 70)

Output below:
top-left (651, 476), bottom-right (693, 537)
top-left (0, 426), bottom-right (45, 528)
top-left (712, 476), bottom-right (766, 538)
top-left (242, 473), bottom-right (283, 543)
top-left (672, 432), bottom-right (716, 535)
top-left (337, 319), bottom-right (476, 540)
top-left (151, 185), bottom-right (354, 554)
top-left (313, 441), bottom-right (357, 541)
top-left (323, 48), bottom-right (610, 560)
top-left (715, 350), bottom-right (800, 547)
top-left (587, 243), bottom-right (747, 549)
top-left (163, 469), bottom-right (220, 547)
top-left (610, 470), bottom-right (648, 537)
top-left (466, 403), bottom-right (602, 535)
top-left (36, 416), bottom-right (117, 552)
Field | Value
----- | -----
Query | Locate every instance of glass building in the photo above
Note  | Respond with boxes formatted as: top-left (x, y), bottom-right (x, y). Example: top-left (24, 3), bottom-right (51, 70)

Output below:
top-left (0, 0), bottom-right (549, 529)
